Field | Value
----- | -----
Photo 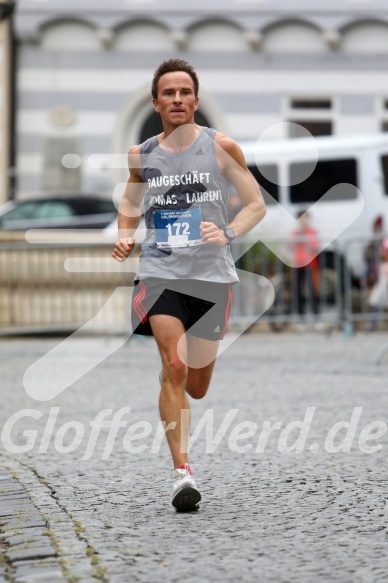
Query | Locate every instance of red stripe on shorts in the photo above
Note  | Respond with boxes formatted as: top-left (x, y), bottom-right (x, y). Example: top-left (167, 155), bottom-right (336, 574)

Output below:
top-left (133, 281), bottom-right (148, 325)
top-left (220, 284), bottom-right (232, 340)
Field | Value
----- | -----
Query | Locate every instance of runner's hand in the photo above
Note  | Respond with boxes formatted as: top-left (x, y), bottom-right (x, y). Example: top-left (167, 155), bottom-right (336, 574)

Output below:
top-left (200, 221), bottom-right (228, 246)
top-left (112, 237), bottom-right (135, 261)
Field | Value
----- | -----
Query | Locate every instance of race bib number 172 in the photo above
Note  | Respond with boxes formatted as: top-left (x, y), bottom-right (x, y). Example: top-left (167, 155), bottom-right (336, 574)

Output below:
top-left (154, 208), bottom-right (203, 248)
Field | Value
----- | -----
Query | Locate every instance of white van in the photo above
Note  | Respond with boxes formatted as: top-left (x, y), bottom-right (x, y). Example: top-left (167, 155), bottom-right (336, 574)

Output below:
top-left (240, 134), bottom-right (388, 278)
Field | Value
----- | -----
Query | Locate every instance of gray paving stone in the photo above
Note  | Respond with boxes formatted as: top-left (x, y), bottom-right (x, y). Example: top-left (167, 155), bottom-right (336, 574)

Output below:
top-left (6, 545), bottom-right (56, 562)
top-left (0, 557), bottom-right (9, 582)
top-left (4, 530), bottom-right (47, 546)
top-left (13, 562), bottom-right (67, 583)
top-left (1, 519), bottom-right (46, 530)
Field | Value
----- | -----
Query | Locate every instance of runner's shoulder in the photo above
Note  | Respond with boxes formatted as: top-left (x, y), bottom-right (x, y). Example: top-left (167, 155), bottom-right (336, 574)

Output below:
top-left (214, 132), bottom-right (244, 158)
top-left (128, 144), bottom-right (141, 156)
top-left (214, 132), bottom-right (246, 167)
top-left (127, 144), bottom-right (142, 175)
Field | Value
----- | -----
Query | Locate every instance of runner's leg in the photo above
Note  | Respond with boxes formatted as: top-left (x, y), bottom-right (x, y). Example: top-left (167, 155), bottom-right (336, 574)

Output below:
top-left (149, 314), bottom-right (190, 469)
top-left (185, 335), bottom-right (218, 400)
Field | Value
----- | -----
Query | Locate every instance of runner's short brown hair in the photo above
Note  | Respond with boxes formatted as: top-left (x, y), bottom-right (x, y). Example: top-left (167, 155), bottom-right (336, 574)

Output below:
top-left (152, 59), bottom-right (199, 99)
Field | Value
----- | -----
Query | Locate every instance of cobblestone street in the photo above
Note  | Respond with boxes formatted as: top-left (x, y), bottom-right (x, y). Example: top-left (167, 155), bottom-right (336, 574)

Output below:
top-left (1, 331), bottom-right (388, 582)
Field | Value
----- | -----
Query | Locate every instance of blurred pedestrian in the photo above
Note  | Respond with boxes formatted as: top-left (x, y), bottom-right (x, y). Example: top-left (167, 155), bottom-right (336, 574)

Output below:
top-left (364, 216), bottom-right (384, 291)
top-left (367, 237), bottom-right (388, 331)
top-left (112, 59), bottom-right (266, 511)
top-left (290, 210), bottom-right (322, 332)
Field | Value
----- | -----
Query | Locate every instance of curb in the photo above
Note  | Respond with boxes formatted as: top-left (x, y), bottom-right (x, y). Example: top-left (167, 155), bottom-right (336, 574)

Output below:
top-left (0, 457), bottom-right (104, 583)
top-left (0, 467), bottom-right (65, 583)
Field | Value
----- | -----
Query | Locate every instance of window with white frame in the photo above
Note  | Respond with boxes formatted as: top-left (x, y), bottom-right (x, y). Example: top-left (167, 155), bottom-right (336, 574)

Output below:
top-left (287, 98), bottom-right (333, 137)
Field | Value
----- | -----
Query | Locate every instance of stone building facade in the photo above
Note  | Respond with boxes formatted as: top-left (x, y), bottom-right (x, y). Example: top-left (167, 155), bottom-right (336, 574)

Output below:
top-left (13, 0), bottom-right (388, 196)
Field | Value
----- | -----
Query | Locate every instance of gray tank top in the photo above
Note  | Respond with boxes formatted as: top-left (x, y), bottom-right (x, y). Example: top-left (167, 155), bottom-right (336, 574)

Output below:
top-left (136, 127), bottom-right (238, 283)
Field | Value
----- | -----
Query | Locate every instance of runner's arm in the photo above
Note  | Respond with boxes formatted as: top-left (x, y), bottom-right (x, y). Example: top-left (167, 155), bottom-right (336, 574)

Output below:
top-left (112, 146), bottom-right (147, 262)
top-left (201, 135), bottom-right (266, 246)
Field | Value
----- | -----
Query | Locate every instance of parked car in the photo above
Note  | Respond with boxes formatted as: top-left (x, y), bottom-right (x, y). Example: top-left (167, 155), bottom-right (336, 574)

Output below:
top-left (0, 194), bottom-right (117, 230)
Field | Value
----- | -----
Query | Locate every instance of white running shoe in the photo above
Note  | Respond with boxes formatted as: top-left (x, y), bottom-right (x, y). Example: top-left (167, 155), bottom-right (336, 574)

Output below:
top-left (172, 464), bottom-right (201, 512)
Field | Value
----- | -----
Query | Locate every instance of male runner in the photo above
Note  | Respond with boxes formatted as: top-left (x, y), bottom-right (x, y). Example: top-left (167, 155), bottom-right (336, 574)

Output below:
top-left (112, 59), bottom-right (266, 511)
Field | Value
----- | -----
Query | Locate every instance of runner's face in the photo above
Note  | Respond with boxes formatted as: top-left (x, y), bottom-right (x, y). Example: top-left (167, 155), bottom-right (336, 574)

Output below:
top-left (153, 72), bottom-right (199, 127)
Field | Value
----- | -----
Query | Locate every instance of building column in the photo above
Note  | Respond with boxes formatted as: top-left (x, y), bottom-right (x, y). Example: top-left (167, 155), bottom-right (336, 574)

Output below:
top-left (0, 1), bottom-right (13, 204)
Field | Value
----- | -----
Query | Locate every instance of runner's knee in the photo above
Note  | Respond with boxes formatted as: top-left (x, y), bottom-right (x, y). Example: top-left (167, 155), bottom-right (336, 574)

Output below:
top-left (186, 387), bottom-right (208, 400)
top-left (162, 357), bottom-right (187, 387)
top-left (185, 380), bottom-right (210, 400)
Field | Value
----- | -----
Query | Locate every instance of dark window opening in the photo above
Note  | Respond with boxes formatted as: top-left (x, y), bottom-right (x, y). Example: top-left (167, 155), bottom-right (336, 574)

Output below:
top-left (382, 121), bottom-right (388, 133)
top-left (381, 155), bottom-right (388, 195)
top-left (289, 120), bottom-right (332, 138)
top-left (291, 99), bottom-right (332, 110)
top-left (248, 164), bottom-right (279, 205)
top-left (290, 158), bottom-right (358, 204)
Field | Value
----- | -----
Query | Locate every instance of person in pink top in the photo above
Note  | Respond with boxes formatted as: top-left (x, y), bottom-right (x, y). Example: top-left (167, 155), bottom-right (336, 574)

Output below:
top-left (291, 210), bottom-right (321, 331)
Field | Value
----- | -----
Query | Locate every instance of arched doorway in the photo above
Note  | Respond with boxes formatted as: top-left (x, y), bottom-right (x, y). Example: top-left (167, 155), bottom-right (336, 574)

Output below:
top-left (139, 109), bottom-right (211, 143)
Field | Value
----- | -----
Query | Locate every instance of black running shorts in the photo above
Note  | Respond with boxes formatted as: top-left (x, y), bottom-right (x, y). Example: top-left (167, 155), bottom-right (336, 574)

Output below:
top-left (131, 278), bottom-right (233, 340)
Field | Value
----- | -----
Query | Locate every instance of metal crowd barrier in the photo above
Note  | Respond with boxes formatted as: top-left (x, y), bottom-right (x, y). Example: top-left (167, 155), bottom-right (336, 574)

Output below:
top-left (342, 236), bottom-right (388, 335)
top-left (1, 234), bottom-right (387, 336)
top-left (230, 238), bottom-right (344, 332)
top-left (0, 234), bottom-right (136, 335)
